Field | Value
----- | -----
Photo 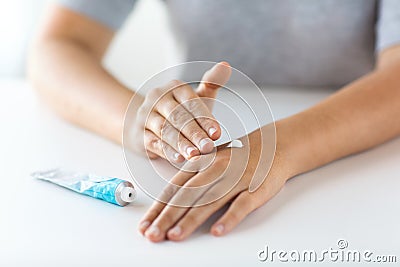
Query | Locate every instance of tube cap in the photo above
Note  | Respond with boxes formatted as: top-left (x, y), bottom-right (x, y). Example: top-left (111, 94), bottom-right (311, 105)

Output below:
top-left (120, 186), bottom-right (137, 203)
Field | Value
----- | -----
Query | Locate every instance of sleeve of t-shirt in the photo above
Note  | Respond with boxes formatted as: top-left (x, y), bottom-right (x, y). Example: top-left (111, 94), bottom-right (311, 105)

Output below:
top-left (376, 0), bottom-right (400, 51)
top-left (57, 0), bottom-right (137, 30)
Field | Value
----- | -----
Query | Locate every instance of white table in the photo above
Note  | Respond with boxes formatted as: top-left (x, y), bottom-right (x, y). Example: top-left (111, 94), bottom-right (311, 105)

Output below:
top-left (1, 80), bottom-right (399, 266)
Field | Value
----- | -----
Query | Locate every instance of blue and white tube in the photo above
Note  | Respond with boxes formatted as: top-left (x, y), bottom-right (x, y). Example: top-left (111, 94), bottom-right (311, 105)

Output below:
top-left (32, 168), bottom-right (136, 206)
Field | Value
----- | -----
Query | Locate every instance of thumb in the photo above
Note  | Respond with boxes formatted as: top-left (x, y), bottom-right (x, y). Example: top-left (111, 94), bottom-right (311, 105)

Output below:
top-left (196, 61), bottom-right (232, 110)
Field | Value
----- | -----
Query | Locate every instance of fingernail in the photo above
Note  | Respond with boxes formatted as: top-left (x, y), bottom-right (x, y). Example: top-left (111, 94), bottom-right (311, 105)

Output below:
top-left (139, 220), bottom-right (150, 230)
top-left (146, 225), bottom-right (160, 237)
top-left (214, 224), bottom-right (224, 235)
top-left (208, 127), bottom-right (217, 138)
top-left (199, 138), bottom-right (214, 153)
top-left (173, 152), bottom-right (181, 161)
top-left (186, 146), bottom-right (197, 157)
top-left (219, 61), bottom-right (230, 67)
top-left (168, 226), bottom-right (182, 237)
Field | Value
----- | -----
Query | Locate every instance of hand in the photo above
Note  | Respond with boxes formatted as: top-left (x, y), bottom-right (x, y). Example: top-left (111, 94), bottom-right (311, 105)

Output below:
top-left (129, 62), bottom-right (232, 163)
top-left (138, 125), bottom-right (289, 242)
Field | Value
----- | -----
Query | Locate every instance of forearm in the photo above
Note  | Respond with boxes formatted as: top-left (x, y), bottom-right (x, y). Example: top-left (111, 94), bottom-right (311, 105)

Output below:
top-left (28, 38), bottom-right (137, 144)
top-left (275, 61), bottom-right (400, 179)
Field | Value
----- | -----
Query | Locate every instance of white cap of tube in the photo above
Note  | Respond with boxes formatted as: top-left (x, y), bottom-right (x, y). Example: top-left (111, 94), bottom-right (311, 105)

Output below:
top-left (120, 186), bottom-right (137, 203)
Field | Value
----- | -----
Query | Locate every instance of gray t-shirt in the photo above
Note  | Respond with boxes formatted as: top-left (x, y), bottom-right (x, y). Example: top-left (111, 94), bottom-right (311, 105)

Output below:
top-left (58, 0), bottom-right (400, 87)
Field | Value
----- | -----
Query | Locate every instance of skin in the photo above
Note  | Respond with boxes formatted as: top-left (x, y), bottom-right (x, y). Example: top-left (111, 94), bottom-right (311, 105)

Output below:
top-left (28, 5), bottom-right (230, 162)
top-left (128, 63), bottom-right (232, 162)
top-left (29, 5), bottom-right (400, 242)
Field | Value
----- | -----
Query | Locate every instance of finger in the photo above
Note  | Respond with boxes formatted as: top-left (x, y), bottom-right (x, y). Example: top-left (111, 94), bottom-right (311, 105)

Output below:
top-left (167, 157), bottom-right (229, 207)
top-left (145, 112), bottom-right (189, 162)
top-left (176, 144), bottom-right (246, 207)
top-left (178, 152), bottom-right (217, 173)
top-left (172, 83), bottom-right (221, 141)
top-left (210, 191), bottom-right (256, 237)
top-left (211, 168), bottom-right (287, 237)
top-left (144, 165), bottom-right (225, 242)
top-left (145, 204), bottom-right (189, 242)
top-left (161, 144), bottom-right (244, 241)
top-left (146, 151), bottom-right (159, 160)
top-left (144, 130), bottom-right (184, 163)
top-left (138, 170), bottom-right (195, 235)
top-left (196, 61), bottom-right (232, 109)
top-left (166, 189), bottom-right (241, 241)
top-left (156, 92), bottom-right (214, 156)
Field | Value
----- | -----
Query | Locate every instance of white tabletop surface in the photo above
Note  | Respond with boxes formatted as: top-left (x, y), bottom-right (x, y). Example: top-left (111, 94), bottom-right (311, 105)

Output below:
top-left (1, 80), bottom-right (399, 266)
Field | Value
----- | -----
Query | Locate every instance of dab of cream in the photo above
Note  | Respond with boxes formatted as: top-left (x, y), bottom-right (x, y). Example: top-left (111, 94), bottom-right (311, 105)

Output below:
top-left (226, 139), bottom-right (243, 148)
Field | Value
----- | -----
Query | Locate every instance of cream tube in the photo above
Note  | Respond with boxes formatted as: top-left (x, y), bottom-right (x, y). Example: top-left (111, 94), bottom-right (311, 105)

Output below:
top-left (32, 168), bottom-right (136, 206)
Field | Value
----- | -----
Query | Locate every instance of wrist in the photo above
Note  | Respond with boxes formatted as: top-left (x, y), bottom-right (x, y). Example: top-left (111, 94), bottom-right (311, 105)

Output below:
top-left (250, 120), bottom-right (311, 183)
top-left (273, 116), bottom-right (322, 181)
top-left (244, 124), bottom-right (292, 185)
top-left (272, 120), bottom-right (298, 182)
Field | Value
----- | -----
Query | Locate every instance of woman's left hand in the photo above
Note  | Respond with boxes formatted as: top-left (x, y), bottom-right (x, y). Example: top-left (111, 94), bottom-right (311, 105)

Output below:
top-left (138, 125), bottom-right (290, 242)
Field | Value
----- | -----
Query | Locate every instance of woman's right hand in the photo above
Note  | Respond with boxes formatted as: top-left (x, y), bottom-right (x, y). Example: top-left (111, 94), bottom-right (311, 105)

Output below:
top-left (129, 62), bottom-right (232, 163)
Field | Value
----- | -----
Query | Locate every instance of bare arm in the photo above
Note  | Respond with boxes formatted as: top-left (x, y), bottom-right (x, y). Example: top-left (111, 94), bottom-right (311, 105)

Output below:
top-left (278, 45), bottom-right (400, 178)
top-left (28, 5), bottom-right (135, 144)
top-left (139, 45), bottom-right (400, 241)
top-left (28, 5), bottom-right (228, 159)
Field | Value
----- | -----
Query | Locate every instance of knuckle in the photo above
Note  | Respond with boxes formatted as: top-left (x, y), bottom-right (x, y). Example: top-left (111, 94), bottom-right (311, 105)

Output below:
top-left (186, 128), bottom-right (203, 142)
top-left (160, 186), bottom-right (178, 202)
top-left (148, 116), bottom-right (165, 135)
top-left (147, 88), bottom-right (164, 101)
top-left (173, 83), bottom-right (195, 101)
top-left (169, 79), bottom-right (184, 89)
top-left (161, 125), bottom-right (180, 147)
top-left (184, 98), bottom-right (202, 112)
top-left (160, 122), bottom-right (173, 137)
top-left (153, 139), bottom-right (162, 150)
top-left (168, 108), bottom-right (186, 126)
top-left (145, 134), bottom-right (160, 150)
top-left (197, 117), bottom-right (215, 129)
